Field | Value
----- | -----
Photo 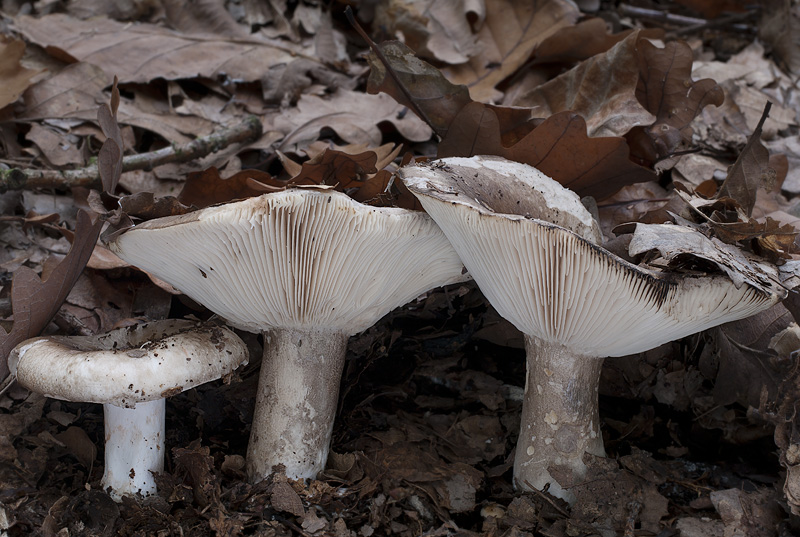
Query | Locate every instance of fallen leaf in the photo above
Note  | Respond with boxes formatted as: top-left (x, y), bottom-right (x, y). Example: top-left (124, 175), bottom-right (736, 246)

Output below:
top-left (442, 0), bottom-right (580, 102)
top-left (275, 90), bottom-right (432, 151)
top-left (532, 18), bottom-right (664, 65)
top-left (270, 481), bottom-right (305, 517)
top-left (438, 106), bottom-right (656, 200)
top-left (628, 39), bottom-right (724, 164)
top-left (366, 40), bottom-right (473, 139)
top-left (0, 36), bottom-right (42, 109)
top-left (509, 31), bottom-right (656, 138)
top-left (718, 103), bottom-right (775, 216)
top-left (374, 0), bottom-right (484, 64)
top-left (14, 13), bottom-right (311, 84)
top-left (178, 168), bottom-right (280, 209)
top-left (0, 210), bottom-right (102, 380)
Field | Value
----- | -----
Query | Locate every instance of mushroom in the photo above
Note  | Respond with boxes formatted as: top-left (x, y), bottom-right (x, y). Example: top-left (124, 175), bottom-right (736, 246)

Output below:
top-left (106, 189), bottom-right (467, 482)
top-left (398, 156), bottom-right (783, 503)
top-left (7, 319), bottom-right (248, 500)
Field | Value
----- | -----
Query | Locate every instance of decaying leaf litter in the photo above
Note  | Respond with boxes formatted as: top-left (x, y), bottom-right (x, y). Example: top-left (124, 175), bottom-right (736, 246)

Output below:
top-left (2, 1), bottom-right (800, 535)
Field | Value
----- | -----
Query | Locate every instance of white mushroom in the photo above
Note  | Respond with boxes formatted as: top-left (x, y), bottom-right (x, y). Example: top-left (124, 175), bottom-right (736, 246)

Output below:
top-left (398, 156), bottom-right (783, 504)
top-left (107, 189), bottom-right (468, 482)
top-left (7, 320), bottom-right (248, 500)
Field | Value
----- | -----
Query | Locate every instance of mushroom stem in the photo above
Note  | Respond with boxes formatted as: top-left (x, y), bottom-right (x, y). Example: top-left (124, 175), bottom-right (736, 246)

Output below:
top-left (101, 400), bottom-right (165, 500)
top-left (247, 328), bottom-right (348, 482)
top-left (514, 336), bottom-right (605, 504)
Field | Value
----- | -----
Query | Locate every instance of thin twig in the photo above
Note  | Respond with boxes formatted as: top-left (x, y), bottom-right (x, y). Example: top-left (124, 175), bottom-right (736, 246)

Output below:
top-left (0, 115), bottom-right (263, 193)
top-left (619, 4), bottom-right (753, 33)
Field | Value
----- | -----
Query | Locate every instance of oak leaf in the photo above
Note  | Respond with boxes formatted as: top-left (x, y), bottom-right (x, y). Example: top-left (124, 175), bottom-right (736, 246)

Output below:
top-left (442, 0), bottom-right (580, 102)
top-left (509, 31), bottom-right (655, 138)
top-left (438, 104), bottom-right (655, 200)
top-left (628, 39), bottom-right (724, 165)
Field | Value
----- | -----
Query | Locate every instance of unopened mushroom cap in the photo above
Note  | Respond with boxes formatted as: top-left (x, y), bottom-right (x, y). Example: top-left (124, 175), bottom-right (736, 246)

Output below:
top-left (8, 320), bottom-right (248, 408)
top-left (107, 189), bottom-right (468, 335)
top-left (399, 156), bottom-right (782, 357)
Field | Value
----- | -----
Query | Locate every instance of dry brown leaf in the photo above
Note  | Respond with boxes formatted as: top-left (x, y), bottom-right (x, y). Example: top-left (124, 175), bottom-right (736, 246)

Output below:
top-left (532, 18), bottom-right (665, 65)
top-left (25, 124), bottom-right (84, 167)
top-left (718, 105), bottom-right (774, 216)
top-left (13, 13), bottom-right (312, 84)
top-left (275, 90), bottom-right (432, 151)
top-left (16, 62), bottom-right (216, 144)
top-left (509, 31), bottom-right (655, 138)
top-left (366, 40), bottom-right (473, 139)
top-left (442, 0), bottom-right (579, 102)
top-left (374, 0), bottom-right (484, 64)
top-left (0, 36), bottom-right (41, 109)
top-left (178, 168), bottom-right (280, 209)
top-left (628, 39), bottom-right (724, 165)
top-left (0, 211), bottom-right (102, 380)
top-left (438, 105), bottom-right (655, 200)
top-left (162, 0), bottom-right (247, 37)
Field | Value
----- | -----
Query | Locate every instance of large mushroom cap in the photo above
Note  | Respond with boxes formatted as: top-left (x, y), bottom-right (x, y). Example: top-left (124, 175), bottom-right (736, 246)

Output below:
top-left (107, 189), bottom-right (468, 335)
top-left (9, 320), bottom-right (248, 408)
top-left (398, 156), bottom-right (783, 357)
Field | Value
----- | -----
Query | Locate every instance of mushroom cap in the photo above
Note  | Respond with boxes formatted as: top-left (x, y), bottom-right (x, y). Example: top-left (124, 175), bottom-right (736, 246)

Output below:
top-left (107, 189), bottom-right (468, 336)
top-left (8, 320), bottom-right (248, 408)
top-left (398, 156), bottom-right (782, 358)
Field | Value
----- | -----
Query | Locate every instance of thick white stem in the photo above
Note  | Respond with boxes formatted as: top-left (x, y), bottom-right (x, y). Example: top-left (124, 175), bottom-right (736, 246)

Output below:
top-left (101, 400), bottom-right (165, 500)
top-left (247, 328), bottom-right (347, 482)
top-left (513, 335), bottom-right (605, 504)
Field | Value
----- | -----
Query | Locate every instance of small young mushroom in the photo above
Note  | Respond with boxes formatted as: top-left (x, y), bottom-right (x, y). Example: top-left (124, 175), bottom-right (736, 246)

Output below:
top-left (107, 189), bottom-right (468, 482)
top-left (398, 156), bottom-right (784, 503)
top-left (7, 319), bottom-right (248, 500)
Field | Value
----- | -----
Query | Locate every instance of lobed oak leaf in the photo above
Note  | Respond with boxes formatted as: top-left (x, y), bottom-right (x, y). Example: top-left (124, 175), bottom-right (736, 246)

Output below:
top-left (373, 0), bottom-right (484, 65)
top-left (438, 104), bottom-right (655, 200)
top-left (509, 31), bottom-right (655, 138)
top-left (275, 89), bottom-right (431, 150)
top-left (629, 39), bottom-right (724, 165)
top-left (178, 168), bottom-right (282, 209)
top-left (289, 149), bottom-right (380, 187)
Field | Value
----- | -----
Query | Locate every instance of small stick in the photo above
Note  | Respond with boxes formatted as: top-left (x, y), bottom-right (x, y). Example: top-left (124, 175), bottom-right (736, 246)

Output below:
top-left (0, 115), bottom-right (263, 193)
top-left (618, 4), bottom-right (753, 33)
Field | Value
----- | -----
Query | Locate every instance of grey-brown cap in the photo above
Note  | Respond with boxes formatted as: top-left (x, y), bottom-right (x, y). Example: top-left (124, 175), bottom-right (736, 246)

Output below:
top-left (8, 320), bottom-right (248, 408)
top-left (107, 189), bottom-right (468, 335)
top-left (398, 156), bottom-right (783, 357)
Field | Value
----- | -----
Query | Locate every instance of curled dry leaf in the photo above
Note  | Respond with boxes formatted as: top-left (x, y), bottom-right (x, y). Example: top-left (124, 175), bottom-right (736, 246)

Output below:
top-left (629, 222), bottom-right (783, 294)
top-left (674, 104), bottom-right (797, 262)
